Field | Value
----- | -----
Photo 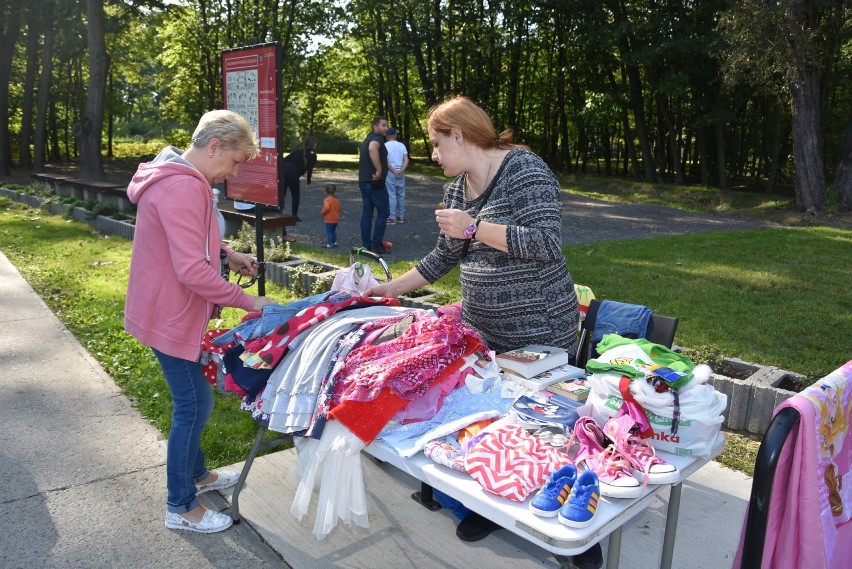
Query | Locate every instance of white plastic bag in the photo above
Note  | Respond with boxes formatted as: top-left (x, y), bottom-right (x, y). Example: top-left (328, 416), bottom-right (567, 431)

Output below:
top-left (583, 373), bottom-right (726, 458)
top-left (331, 263), bottom-right (379, 295)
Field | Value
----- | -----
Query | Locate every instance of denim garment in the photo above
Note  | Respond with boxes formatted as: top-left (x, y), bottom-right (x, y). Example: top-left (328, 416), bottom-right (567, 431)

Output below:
top-left (386, 172), bottom-right (406, 220)
top-left (152, 348), bottom-right (213, 514)
top-left (591, 300), bottom-right (653, 353)
top-left (212, 291), bottom-right (352, 346)
top-left (359, 181), bottom-right (390, 248)
top-left (324, 222), bottom-right (338, 246)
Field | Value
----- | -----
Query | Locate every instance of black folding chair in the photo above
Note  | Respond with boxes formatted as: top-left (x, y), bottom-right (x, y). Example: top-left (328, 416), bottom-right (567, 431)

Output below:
top-left (574, 299), bottom-right (679, 367)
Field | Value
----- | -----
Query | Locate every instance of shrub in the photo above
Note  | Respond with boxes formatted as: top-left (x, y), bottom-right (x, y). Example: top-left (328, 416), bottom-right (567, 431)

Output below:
top-left (229, 221), bottom-right (292, 262)
top-left (165, 129), bottom-right (192, 149)
top-left (92, 202), bottom-right (119, 218)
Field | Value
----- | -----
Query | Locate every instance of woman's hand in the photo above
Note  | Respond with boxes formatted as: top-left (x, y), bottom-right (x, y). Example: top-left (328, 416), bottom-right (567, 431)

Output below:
top-left (228, 251), bottom-right (258, 275)
top-left (364, 269), bottom-right (429, 298)
top-left (364, 281), bottom-right (399, 298)
top-left (252, 296), bottom-right (273, 311)
top-left (435, 208), bottom-right (475, 239)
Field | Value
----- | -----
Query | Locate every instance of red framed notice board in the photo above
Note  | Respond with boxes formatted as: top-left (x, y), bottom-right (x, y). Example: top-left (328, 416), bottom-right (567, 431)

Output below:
top-left (221, 42), bottom-right (283, 208)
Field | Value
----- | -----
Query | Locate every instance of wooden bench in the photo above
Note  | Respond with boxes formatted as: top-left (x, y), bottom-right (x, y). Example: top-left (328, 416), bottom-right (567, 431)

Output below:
top-left (31, 172), bottom-right (74, 188)
top-left (219, 202), bottom-right (298, 240)
top-left (56, 178), bottom-right (131, 212)
top-left (31, 173), bottom-right (133, 213)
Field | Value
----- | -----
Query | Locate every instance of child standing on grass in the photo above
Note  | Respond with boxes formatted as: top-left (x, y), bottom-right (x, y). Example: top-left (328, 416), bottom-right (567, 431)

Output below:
top-left (321, 183), bottom-right (341, 248)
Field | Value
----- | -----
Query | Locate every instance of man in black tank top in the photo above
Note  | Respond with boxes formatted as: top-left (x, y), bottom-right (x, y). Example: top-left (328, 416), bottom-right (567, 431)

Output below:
top-left (358, 116), bottom-right (391, 254)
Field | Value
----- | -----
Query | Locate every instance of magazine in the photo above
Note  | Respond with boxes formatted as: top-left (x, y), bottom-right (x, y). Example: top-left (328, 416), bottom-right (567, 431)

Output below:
top-left (504, 362), bottom-right (587, 390)
top-left (511, 394), bottom-right (578, 428)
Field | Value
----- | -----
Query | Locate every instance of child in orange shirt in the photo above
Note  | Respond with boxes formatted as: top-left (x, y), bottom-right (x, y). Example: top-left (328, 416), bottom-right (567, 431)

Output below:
top-left (321, 184), bottom-right (341, 248)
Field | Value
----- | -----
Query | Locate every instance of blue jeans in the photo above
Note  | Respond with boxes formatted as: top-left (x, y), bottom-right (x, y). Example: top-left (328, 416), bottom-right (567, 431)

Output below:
top-left (591, 300), bottom-right (653, 349)
top-left (325, 222), bottom-right (338, 246)
top-left (359, 181), bottom-right (390, 248)
top-left (153, 348), bottom-right (213, 514)
top-left (386, 173), bottom-right (406, 220)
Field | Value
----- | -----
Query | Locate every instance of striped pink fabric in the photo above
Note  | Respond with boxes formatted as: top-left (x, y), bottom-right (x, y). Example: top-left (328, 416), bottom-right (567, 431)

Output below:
top-left (464, 424), bottom-right (569, 501)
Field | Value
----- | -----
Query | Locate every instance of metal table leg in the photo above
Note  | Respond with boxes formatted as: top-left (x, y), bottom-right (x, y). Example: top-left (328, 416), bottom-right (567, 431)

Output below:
top-left (411, 482), bottom-right (442, 511)
top-left (660, 482), bottom-right (683, 569)
top-left (606, 527), bottom-right (623, 569)
top-left (230, 425), bottom-right (292, 524)
top-left (231, 425), bottom-right (268, 524)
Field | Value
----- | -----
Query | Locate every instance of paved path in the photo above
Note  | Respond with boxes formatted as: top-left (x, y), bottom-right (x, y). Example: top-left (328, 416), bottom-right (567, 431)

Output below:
top-left (269, 171), bottom-right (769, 262)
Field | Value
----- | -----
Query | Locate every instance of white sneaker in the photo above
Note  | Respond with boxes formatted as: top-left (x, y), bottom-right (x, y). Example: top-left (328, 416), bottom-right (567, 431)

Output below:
top-left (165, 509), bottom-right (233, 533)
top-left (195, 470), bottom-right (240, 494)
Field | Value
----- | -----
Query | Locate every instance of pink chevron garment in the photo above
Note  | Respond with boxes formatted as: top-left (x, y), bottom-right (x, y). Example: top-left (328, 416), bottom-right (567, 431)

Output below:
top-left (734, 360), bottom-right (852, 568)
top-left (464, 424), bottom-right (570, 501)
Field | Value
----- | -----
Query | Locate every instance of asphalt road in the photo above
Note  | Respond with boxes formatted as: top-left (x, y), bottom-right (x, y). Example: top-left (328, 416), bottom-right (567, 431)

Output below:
top-left (270, 171), bottom-right (770, 262)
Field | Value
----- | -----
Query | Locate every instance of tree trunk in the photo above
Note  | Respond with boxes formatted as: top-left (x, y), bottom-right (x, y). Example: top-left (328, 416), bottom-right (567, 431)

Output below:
top-left (35, 0), bottom-right (56, 172)
top-left (765, 101), bottom-right (783, 193)
top-left (506, 6), bottom-right (524, 133)
top-left (19, 4), bottom-right (40, 169)
top-left (789, 69), bottom-right (826, 212)
top-left (78, 0), bottom-right (109, 181)
top-left (658, 93), bottom-right (684, 184)
top-left (405, 10), bottom-right (436, 107)
top-left (832, 116), bottom-right (852, 212)
top-left (697, 127), bottom-right (709, 186)
top-left (0, 1), bottom-right (22, 175)
top-left (432, 0), bottom-right (446, 97)
top-left (715, 121), bottom-right (727, 189)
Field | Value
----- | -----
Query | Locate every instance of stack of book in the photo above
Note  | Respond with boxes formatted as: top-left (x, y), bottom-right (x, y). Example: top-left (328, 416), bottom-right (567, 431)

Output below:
top-left (496, 345), bottom-right (587, 396)
top-left (546, 378), bottom-right (591, 402)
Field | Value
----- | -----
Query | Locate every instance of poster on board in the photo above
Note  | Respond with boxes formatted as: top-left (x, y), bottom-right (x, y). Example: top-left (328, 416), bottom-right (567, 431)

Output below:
top-left (221, 42), bottom-right (282, 208)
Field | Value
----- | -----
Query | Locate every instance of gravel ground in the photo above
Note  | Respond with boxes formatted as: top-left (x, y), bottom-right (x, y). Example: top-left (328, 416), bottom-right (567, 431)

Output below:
top-left (267, 170), bottom-right (772, 262)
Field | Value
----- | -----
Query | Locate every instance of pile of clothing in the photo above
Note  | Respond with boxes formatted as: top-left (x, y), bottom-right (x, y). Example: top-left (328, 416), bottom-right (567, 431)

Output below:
top-left (200, 291), bottom-right (516, 538)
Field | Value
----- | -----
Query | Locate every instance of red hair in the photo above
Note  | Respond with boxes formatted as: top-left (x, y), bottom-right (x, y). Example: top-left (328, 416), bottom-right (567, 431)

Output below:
top-left (427, 96), bottom-right (528, 151)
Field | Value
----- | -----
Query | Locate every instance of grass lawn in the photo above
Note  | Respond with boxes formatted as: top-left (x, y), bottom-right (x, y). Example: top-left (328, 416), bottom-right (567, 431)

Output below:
top-left (1, 174), bottom-right (850, 477)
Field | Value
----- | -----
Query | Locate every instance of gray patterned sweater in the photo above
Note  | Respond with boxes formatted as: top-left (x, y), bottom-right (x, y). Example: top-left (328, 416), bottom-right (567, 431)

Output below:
top-left (416, 149), bottom-right (579, 354)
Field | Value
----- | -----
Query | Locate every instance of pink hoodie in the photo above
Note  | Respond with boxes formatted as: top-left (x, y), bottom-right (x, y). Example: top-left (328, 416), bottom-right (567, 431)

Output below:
top-left (124, 147), bottom-right (255, 361)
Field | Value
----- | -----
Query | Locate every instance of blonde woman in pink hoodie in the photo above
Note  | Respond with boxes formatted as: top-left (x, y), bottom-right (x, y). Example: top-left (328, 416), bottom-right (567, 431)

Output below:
top-left (124, 110), bottom-right (272, 534)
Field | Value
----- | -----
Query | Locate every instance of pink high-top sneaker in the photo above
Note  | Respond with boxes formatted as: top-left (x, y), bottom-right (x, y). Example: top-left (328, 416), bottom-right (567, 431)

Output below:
top-left (568, 416), bottom-right (642, 499)
top-left (602, 414), bottom-right (679, 486)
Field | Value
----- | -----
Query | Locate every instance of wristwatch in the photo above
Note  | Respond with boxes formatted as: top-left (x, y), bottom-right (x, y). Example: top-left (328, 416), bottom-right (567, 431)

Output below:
top-left (463, 219), bottom-right (481, 239)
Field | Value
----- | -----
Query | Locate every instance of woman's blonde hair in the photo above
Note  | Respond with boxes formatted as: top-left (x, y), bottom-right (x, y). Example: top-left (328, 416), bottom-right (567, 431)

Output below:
top-left (427, 96), bottom-right (528, 151)
top-left (191, 110), bottom-right (260, 158)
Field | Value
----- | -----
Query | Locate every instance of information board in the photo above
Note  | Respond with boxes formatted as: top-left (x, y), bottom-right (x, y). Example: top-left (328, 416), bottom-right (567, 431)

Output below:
top-left (221, 42), bottom-right (282, 207)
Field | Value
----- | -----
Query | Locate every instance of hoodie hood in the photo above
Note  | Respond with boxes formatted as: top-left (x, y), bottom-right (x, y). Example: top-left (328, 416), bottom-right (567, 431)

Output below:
top-left (127, 146), bottom-right (208, 204)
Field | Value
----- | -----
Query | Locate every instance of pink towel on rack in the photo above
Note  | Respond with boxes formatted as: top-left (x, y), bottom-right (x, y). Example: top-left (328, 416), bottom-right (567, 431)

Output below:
top-left (734, 360), bottom-right (852, 568)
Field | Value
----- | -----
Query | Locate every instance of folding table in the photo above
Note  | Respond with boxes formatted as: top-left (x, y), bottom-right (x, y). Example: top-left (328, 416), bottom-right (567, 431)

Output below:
top-left (365, 439), bottom-right (723, 569)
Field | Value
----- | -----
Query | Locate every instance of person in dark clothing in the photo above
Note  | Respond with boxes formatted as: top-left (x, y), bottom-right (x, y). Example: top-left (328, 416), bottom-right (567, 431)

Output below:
top-left (358, 116), bottom-right (391, 254)
top-left (281, 135), bottom-right (318, 220)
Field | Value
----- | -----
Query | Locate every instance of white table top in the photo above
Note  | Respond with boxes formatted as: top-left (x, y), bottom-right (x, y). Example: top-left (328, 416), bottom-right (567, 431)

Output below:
top-left (365, 439), bottom-right (723, 556)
